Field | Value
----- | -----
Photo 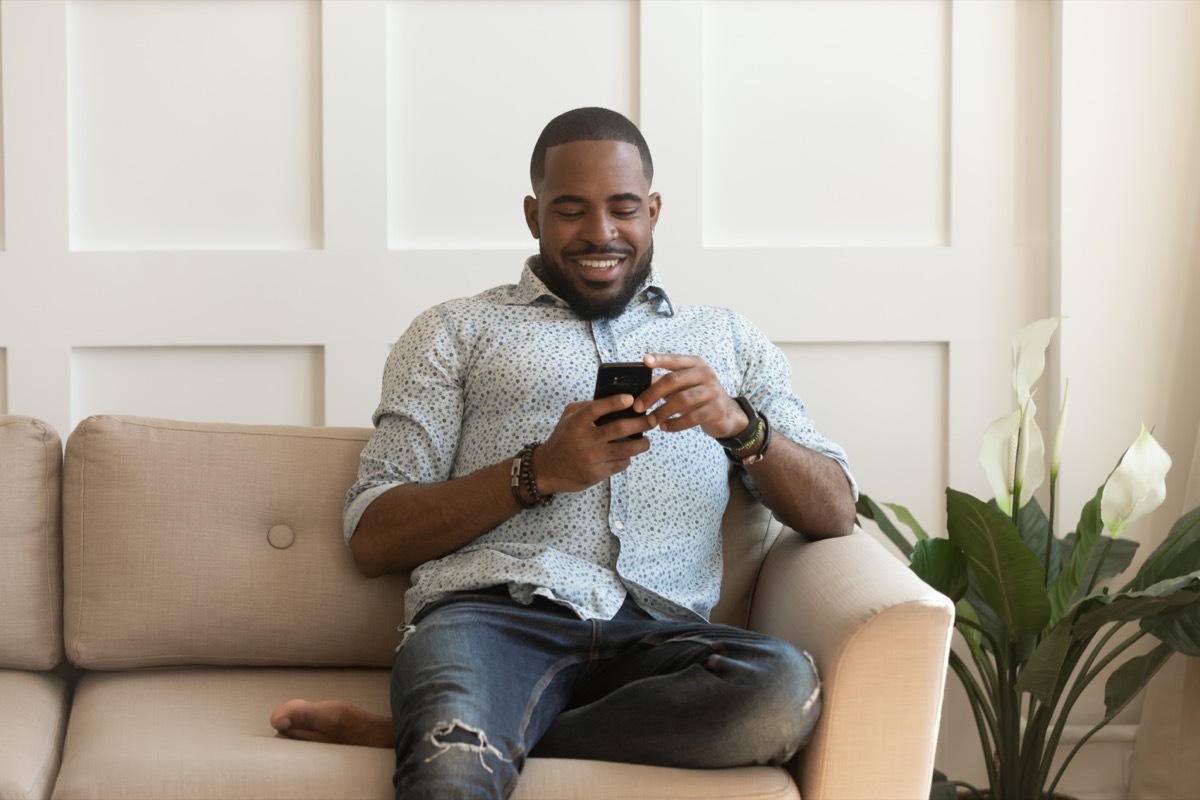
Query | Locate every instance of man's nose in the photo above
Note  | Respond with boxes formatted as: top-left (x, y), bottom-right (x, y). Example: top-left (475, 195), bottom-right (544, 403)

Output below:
top-left (580, 211), bottom-right (617, 245)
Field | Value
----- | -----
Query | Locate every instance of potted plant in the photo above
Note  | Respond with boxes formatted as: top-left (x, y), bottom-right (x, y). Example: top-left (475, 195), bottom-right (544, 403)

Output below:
top-left (856, 318), bottom-right (1200, 800)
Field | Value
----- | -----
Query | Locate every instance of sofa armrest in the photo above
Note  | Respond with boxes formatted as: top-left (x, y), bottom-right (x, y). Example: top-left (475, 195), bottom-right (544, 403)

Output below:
top-left (748, 530), bottom-right (954, 800)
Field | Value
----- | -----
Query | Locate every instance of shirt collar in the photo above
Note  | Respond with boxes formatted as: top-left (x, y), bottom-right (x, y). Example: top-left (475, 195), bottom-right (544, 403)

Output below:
top-left (514, 256), bottom-right (675, 318)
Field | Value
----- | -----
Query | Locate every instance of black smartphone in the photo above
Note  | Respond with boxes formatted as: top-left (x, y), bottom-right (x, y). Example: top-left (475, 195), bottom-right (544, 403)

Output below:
top-left (593, 362), bottom-right (652, 439)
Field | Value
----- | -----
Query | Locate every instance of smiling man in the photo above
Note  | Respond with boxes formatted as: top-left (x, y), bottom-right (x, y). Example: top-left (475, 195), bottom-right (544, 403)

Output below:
top-left (270, 107), bottom-right (858, 800)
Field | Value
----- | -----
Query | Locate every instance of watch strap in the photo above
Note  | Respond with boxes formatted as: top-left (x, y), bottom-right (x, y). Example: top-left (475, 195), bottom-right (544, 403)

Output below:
top-left (715, 396), bottom-right (761, 450)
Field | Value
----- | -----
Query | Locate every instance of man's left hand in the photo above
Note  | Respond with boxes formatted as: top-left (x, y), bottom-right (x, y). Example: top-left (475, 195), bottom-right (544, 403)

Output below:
top-left (635, 353), bottom-right (748, 441)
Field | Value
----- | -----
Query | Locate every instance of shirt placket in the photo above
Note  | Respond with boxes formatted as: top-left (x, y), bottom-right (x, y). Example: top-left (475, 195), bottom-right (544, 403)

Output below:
top-left (589, 318), bottom-right (632, 548)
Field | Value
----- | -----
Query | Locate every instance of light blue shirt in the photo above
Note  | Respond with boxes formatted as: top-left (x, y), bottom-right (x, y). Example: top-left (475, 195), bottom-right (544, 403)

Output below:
top-left (345, 258), bottom-right (856, 623)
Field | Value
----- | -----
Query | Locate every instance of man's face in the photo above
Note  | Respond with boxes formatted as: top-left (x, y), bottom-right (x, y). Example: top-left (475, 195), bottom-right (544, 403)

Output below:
top-left (524, 140), bottom-right (661, 320)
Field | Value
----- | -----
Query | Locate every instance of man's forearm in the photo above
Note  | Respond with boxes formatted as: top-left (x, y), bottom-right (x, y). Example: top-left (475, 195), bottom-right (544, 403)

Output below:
top-left (742, 434), bottom-right (856, 539)
top-left (348, 461), bottom-right (523, 577)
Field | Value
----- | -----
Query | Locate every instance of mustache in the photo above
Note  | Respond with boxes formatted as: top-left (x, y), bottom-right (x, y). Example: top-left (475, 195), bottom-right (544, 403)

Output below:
top-left (566, 244), bottom-right (636, 258)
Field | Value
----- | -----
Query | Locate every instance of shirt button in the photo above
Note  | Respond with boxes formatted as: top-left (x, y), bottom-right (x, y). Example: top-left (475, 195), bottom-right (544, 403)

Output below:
top-left (613, 520), bottom-right (624, 530)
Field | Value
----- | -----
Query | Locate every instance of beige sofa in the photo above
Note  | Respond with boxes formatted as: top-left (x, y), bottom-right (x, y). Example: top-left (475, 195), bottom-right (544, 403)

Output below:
top-left (1, 413), bottom-right (954, 800)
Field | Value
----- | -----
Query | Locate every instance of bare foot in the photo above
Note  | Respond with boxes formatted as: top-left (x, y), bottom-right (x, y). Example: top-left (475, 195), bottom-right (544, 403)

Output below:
top-left (270, 699), bottom-right (396, 749)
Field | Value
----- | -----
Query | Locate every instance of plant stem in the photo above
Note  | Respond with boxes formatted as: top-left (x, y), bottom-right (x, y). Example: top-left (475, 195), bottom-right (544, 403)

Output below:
top-left (950, 651), bottom-right (1000, 795)
top-left (1038, 626), bottom-right (1143, 793)
top-left (1045, 474), bottom-right (1057, 589)
top-left (995, 642), bottom-right (1022, 800)
top-left (1046, 629), bottom-right (1156, 798)
top-left (956, 617), bottom-right (1003, 700)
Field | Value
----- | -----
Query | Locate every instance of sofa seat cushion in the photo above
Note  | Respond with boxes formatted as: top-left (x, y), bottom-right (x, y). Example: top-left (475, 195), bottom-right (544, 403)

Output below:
top-left (0, 670), bottom-right (68, 800)
top-left (52, 667), bottom-right (798, 800)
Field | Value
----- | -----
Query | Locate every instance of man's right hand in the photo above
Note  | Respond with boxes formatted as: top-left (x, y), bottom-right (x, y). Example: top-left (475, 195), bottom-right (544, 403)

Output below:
top-left (533, 394), bottom-right (653, 496)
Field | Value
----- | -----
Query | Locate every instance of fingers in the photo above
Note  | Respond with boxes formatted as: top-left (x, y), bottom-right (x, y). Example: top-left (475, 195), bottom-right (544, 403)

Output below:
top-left (536, 397), bottom-right (652, 494)
top-left (637, 354), bottom-right (744, 438)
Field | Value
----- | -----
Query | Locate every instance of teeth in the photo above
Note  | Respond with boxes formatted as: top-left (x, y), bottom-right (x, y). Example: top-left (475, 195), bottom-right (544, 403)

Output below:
top-left (578, 259), bottom-right (620, 268)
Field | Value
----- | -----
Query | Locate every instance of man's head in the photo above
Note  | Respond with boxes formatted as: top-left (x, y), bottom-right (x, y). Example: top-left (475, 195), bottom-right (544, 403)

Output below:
top-left (524, 108), bottom-right (661, 321)
top-left (529, 107), bottom-right (654, 198)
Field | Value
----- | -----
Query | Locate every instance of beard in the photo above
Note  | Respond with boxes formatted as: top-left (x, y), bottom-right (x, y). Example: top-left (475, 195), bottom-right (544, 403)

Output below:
top-left (534, 241), bottom-right (654, 321)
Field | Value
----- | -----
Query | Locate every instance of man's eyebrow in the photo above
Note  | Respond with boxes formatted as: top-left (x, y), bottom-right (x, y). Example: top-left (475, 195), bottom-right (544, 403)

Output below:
top-left (548, 193), bottom-right (644, 205)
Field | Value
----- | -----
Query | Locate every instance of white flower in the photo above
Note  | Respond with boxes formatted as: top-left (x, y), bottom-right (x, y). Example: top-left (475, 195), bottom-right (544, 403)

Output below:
top-left (1050, 379), bottom-right (1069, 482)
top-left (1101, 424), bottom-right (1172, 537)
top-left (980, 399), bottom-right (1045, 516)
top-left (1012, 317), bottom-right (1061, 408)
top-left (1017, 397), bottom-right (1045, 509)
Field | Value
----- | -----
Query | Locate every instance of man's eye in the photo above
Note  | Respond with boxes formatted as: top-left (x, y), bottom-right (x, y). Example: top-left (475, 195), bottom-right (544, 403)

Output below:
top-left (613, 208), bottom-right (639, 218)
top-left (557, 210), bottom-right (584, 220)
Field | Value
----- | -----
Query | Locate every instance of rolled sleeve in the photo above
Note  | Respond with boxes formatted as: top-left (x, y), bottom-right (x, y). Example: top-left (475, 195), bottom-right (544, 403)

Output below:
top-left (728, 310), bottom-right (859, 502)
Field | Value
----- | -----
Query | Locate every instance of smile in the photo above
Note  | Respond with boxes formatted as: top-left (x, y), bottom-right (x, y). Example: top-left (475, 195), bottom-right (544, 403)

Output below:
top-left (576, 258), bottom-right (622, 269)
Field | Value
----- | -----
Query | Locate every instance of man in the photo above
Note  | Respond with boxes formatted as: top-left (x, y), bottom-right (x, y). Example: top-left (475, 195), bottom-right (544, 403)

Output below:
top-left (271, 107), bottom-right (857, 799)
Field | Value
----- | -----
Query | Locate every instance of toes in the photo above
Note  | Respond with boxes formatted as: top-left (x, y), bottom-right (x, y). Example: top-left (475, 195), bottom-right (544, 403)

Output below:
top-left (269, 699), bottom-right (311, 734)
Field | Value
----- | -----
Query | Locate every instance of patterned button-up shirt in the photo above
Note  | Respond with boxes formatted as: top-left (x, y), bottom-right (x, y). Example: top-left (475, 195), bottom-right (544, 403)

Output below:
top-left (345, 258), bottom-right (855, 623)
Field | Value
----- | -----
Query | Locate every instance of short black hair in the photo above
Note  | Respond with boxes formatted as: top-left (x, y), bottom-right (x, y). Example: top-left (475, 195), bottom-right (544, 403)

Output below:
top-left (529, 107), bottom-right (654, 195)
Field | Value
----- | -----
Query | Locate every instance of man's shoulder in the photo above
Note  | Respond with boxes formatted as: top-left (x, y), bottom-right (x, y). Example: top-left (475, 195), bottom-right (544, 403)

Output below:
top-left (670, 303), bottom-right (761, 336)
top-left (413, 282), bottom-right (523, 321)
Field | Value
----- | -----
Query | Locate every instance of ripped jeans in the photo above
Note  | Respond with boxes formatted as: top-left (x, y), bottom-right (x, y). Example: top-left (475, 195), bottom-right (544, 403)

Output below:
top-left (389, 586), bottom-right (821, 800)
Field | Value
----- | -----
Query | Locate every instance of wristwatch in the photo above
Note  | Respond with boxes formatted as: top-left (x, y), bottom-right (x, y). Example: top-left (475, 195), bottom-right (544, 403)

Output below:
top-left (716, 397), bottom-right (771, 465)
top-left (715, 397), bottom-right (760, 449)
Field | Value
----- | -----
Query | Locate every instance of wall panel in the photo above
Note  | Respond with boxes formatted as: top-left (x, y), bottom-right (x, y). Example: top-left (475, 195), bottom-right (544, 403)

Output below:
top-left (0, 18), bottom-right (5, 252)
top-left (70, 346), bottom-right (325, 428)
top-left (0, 348), bottom-right (7, 414)
top-left (701, 0), bottom-right (949, 247)
top-left (386, 0), bottom-right (638, 249)
top-left (781, 341), bottom-right (949, 547)
top-left (66, 0), bottom-right (323, 251)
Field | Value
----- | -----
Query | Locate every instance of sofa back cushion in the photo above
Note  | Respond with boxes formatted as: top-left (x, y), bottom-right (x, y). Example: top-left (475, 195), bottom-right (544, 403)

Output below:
top-left (60, 415), bottom-right (779, 668)
top-left (62, 415), bottom-right (409, 669)
top-left (0, 415), bottom-right (64, 669)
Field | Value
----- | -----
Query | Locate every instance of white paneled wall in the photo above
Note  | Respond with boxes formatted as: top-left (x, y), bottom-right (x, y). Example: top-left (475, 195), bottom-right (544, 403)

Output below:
top-left (70, 346), bottom-right (326, 426)
top-left (4, 1), bottom-right (1199, 797)
top-left (386, 0), bottom-right (639, 250)
top-left (67, 0), bottom-right (324, 251)
top-left (701, 0), bottom-right (949, 248)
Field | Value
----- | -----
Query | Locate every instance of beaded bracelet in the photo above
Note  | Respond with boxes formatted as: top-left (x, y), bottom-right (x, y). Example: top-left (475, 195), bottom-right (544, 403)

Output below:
top-left (510, 442), bottom-right (554, 508)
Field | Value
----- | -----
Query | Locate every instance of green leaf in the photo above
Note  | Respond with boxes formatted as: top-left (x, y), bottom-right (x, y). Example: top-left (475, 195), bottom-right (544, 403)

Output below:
top-left (884, 502), bottom-right (931, 541)
top-left (856, 494), bottom-right (915, 559)
top-left (1014, 623), bottom-right (1072, 704)
top-left (911, 538), bottom-right (968, 602)
top-left (1104, 642), bottom-right (1174, 716)
top-left (1131, 505), bottom-right (1200, 591)
top-left (955, 598), bottom-right (984, 651)
top-left (988, 496), bottom-right (1059, 579)
top-left (1047, 487), bottom-right (1103, 627)
top-left (929, 778), bottom-right (958, 800)
top-left (946, 488), bottom-right (1051, 641)
top-left (1143, 597), bottom-right (1200, 656)
top-left (1061, 534), bottom-right (1140, 595)
top-left (1074, 573), bottom-right (1200, 639)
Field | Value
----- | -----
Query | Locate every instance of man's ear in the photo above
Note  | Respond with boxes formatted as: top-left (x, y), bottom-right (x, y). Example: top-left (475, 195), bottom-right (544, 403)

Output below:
top-left (523, 195), bottom-right (540, 239)
top-left (648, 192), bottom-right (662, 230)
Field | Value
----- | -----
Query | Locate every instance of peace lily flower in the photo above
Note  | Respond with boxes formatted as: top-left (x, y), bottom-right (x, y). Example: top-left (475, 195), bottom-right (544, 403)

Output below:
top-left (1050, 379), bottom-right (1069, 483)
top-left (1101, 423), bottom-right (1172, 537)
top-left (1012, 317), bottom-right (1061, 408)
top-left (980, 396), bottom-right (1045, 515)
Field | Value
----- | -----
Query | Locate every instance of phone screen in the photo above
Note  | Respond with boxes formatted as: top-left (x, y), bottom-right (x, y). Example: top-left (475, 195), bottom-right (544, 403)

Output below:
top-left (593, 362), bottom-right (652, 439)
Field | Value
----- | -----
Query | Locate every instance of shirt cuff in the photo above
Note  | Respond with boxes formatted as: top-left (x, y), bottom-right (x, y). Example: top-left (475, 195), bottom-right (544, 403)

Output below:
top-left (342, 483), bottom-right (401, 546)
